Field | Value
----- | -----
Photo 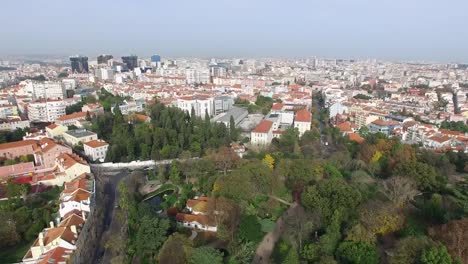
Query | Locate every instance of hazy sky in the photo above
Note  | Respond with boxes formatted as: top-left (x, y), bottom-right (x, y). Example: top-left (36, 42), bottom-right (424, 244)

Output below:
top-left (1, 0), bottom-right (467, 62)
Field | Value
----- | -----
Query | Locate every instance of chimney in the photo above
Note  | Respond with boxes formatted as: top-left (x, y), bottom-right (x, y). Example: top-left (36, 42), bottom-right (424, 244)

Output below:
top-left (81, 211), bottom-right (86, 221)
top-left (70, 225), bottom-right (77, 234)
top-left (38, 232), bottom-right (44, 247)
top-left (49, 221), bottom-right (54, 228)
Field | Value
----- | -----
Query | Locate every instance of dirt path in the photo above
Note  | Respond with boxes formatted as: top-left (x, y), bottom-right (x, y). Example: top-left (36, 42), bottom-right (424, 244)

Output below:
top-left (252, 202), bottom-right (299, 264)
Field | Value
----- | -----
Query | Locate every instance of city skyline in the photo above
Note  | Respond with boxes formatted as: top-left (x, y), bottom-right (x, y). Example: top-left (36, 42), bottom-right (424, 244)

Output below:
top-left (1, 0), bottom-right (468, 62)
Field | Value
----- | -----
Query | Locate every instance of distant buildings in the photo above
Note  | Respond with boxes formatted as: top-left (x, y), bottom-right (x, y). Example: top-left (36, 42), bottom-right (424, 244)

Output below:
top-left (122, 55), bottom-right (138, 71)
top-left (150, 54), bottom-right (161, 63)
top-left (70, 56), bottom-right (89, 73)
top-left (97, 54), bottom-right (113, 65)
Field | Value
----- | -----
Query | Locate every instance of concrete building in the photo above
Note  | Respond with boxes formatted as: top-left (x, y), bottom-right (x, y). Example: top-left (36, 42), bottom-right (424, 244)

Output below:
top-left (175, 95), bottom-right (214, 117)
top-left (111, 100), bottom-right (145, 115)
top-left (294, 109), bottom-right (312, 136)
top-left (213, 96), bottom-right (234, 115)
top-left (0, 104), bottom-right (18, 119)
top-left (62, 129), bottom-right (98, 146)
top-left (83, 140), bottom-right (109, 161)
top-left (251, 120), bottom-right (273, 146)
top-left (56, 112), bottom-right (90, 127)
top-left (212, 106), bottom-right (248, 128)
top-left (70, 56), bottom-right (89, 73)
top-left (28, 100), bottom-right (67, 122)
top-left (27, 81), bottom-right (65, 100)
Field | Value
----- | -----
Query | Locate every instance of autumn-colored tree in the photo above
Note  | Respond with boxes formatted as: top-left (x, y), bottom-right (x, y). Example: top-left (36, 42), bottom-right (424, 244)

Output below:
top-left (428, 218), bottom-right (468, 264)
top-left (206, 197), bottom-right (241, 241)
top-left (380, 176), bottom-right (420, 207)
top-left (206, 147), bottom-right (241, 176)
top-left (262, 154), bottom-right (275, 169)
top-left (158, 233), bottom-right (193, 264)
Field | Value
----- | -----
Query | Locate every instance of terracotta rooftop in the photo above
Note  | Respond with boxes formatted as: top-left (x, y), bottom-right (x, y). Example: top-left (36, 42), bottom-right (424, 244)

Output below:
top-left (176, 213), bottom-right (215, 226)
top-left (336, 122), bottom-right (352, 132)
top-left (428, 135), bottom-right (451, 143)
top-left (252, 120), bottom-right (273, 134)
top-left (56, 111), bottom-right (88, 122)
top-left (295, 109), bottom-right (311, 122)
top-left (46, 123), bottom-right (58, 129)
top-left (37, 246), bottom-right (73, 264)
top-left (271, 103), bottom-right (284, 111)
top-left (371, 119), bottom-right (400, 127)
top-left (0, 139), bottom-right (36, 150)
top-left (348, 133), bottom-right (365, 144)
top-left (83, 140), bottom-right (108, 149)
top-left (56, 153), bottom-right (88, 169)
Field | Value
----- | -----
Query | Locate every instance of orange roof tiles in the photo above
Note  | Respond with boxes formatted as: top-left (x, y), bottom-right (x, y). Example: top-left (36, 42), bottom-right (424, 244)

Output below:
top-left (56, 111), bottom-right (88, 122)
top-left (295, 109), bottom-right (311, 122)
top-left (252, 120), bottom-right (273, 133)
top-left (428, 135), bottom-right (451, 143)
top-left (336, 122), bottom-right (352, 132)
top-left (271, 103), bottom-right (284, 111)
top-left (176, 213), bottom-right (215, 226)
top-left (46, 123), bottom-right (58, 129)
top-left (37, 247), bottom-right (72, 264)
top-left (83, 140), bottom-right (108, 148)
top-left (0, 139), bottom-right (36, 150)
top-left (348, 133), bottom-right (365, 144)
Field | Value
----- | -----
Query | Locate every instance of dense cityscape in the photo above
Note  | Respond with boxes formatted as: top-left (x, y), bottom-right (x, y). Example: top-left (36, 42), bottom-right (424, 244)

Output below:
top-left (0, 53), bottom-right (465, 264)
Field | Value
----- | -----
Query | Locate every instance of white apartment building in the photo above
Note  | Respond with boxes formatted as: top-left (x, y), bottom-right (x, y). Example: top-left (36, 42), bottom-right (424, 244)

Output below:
top-left (185, 69), bottom-right (210, 84)
top-left (62, 79), bottom-right (77, 90)
top-left (28, 100), bottom-right (67, 122)
top-left (294, 109), bottom-right (312, 136)
top-left (175, 95), bottom-right (214, 117)
top-left (83, 140), bottom-right (109, 161)
top-left (27, 81), bottom-right (65, 100)
top-left (111, 100), bottom-right (144, 115)
top-left (251, 120), bottom-right (274, 146)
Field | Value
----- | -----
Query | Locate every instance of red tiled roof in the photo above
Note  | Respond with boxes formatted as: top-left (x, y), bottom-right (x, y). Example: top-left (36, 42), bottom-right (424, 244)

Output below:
top-left (252, 120), bottom-right (273, 134)
top-left (46, 123), bottom-right (58, 129)
top-left (0, 139), bottom-right (36, 151)
top-left (371, 119), bottom-right (400, 126)
top-left (37, 247), bottom-right (73, 264)
top-left (83, 140), bottom-right (108, 148)
top-left (295, 109), bottom-right (311, 122)
top-left (56, 111), bottom-right (88, 122)
top-left (348, 133), bottom-right (365, 144)
top-left (176, 213), bottom-right (215, 226)
top-left (336, 122), bottom-right (352, 132)
top-left (428, 135), bottom-right (451, 143)
top-left (271, 103), bottom-right (284, 111)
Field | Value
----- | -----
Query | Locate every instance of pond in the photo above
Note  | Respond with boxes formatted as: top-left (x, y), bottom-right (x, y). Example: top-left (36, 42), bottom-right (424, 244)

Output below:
top-left (144, 190), bottom-right (174, 212)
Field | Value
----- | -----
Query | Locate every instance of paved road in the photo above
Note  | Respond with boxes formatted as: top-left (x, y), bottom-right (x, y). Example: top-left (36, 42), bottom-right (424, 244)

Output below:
top-left (92, 169), bottom-right (129, 264)
top-left (252, 203), bottom-right (300, 264)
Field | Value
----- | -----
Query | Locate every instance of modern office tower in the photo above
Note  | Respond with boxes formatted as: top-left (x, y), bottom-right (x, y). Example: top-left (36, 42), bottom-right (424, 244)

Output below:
top-left (122, 55), bottom-right (138, 70)
top-left (70, 56), bottom-right (89, 73)
top-left (97, 54), bottom-right (113, 64)
top-left (151, 54), bottom-right (161, 63)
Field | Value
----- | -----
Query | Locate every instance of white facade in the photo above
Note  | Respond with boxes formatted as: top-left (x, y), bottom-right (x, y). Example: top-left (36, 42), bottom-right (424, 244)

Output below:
top-left (28, 100), bottom-right (67, 122)
top-left (294, 121), bottom-right (311, 136)
top-left (176, 96), bottom-right (214, 117)
top-left (59, 192), bottom-right (91, 219)
top-left (83, 140), bottom-right (109, 161)
top-left (185, 69), bottom-right (210, 84)
top-left (28, 81), bottom-right (65, 100)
